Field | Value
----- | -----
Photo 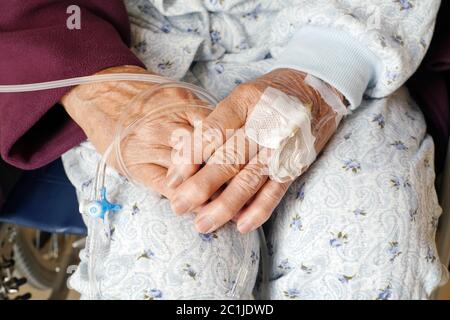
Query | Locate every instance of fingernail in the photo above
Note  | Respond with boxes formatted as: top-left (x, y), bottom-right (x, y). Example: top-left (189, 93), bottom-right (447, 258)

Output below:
top-left (171, 196), bottom-right (191, 214)
top-left (237, 218), bottom-right (256, 234)
top-left (166, 170), bottom-right (183, 188)
top-left (195, 215), bottom-right (216, 234)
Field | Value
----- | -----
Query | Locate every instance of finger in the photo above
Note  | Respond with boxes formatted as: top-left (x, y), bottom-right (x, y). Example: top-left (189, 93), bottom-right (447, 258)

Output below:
top-left (165, 107), bottom-right (212, 188)
top-left (236, 179), bottom-right (291, 234)
top-left (124, 144), bottom-right (172, 168)
top-left (191, 188), bottom-right (223, 214)
top-left (184, 105), bottom-right (213, 126)
top-left (129, 163), bottom-right (174, 199)
top-left (109, 132), bottom-right (173, 177)
top-left (170, 129), bottom-right (259, 214)
top-left (166, 125), bottom-right (202, 188)
top-left (231, 193), bottom-right (257, 222)
top-left (193, 159), bottom-right (268, 234)
top-left (121, 115), bottom-right (193, 167)
top-left (167, 83), bottom-right (264, 185)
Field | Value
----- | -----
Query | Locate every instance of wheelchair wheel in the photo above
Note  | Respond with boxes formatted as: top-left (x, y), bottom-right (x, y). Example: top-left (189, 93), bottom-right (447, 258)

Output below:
top-left (13, 226), bottom-right (79, 293)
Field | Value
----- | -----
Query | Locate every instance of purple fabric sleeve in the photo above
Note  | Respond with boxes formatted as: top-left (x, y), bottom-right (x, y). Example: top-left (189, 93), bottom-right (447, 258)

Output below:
top-left (0, 0), bottom-right (144, 170)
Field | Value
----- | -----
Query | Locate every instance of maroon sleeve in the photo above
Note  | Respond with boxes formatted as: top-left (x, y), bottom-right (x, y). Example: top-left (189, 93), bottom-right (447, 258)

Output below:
top-left (0, 0), bottom-right (144, 169)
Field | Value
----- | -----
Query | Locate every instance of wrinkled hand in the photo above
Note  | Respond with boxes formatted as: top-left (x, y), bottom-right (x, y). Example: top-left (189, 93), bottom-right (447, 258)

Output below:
top-left (62, 65), bottom-right (211, 198)
top-left (167, 69), bottom-right (344, 234)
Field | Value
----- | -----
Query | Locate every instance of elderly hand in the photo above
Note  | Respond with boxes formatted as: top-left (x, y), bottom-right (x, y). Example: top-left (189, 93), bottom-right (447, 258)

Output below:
top-left (62, 65), bottom-right (211, 199)
top-left (167, 69), bottom-right (344, 234)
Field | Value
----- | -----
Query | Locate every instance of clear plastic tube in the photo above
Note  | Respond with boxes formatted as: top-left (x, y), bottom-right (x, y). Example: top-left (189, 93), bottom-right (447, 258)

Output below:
top-left (0, 74), bottom-right (169, 92)
top-left (0, 74), bottom-right (259, 299)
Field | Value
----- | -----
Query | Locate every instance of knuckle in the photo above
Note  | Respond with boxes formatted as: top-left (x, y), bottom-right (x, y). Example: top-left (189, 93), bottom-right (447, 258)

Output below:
top-left (231, 82), bottom-right (264, 114)
top-left (221, 146), bottom-right (239, 165)
top-left (234, 82), bottom-right (260, 97)
top-left (215, 200), bottom-right (237, 219)
top-left (235, 166), bottom-right (264, 193)
top-left (203, 117), bottom-right (226, 140)
top-left (208, 147), bottom-right (241, 171)
top-left (260, 183), bottom-right (287, 204)
top-left (186, 181), bottom-right (212, 203)
top-left (214, 162), bottom-right (240, 178)
top-left (239, 82), bottom-right (263, 97)
top-left (160, 87), bottom-right (194, 99)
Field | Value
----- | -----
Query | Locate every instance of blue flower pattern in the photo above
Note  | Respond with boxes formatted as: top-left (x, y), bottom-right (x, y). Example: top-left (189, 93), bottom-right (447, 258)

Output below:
top-left (395, 0), bottom-right (413, 10)
top-left (144, 289), bottom-right (163, 300)
top-left (372, 114), bottom-right (385, 128)
top-left (242, 4), bottom-right (262, 20)
top-left (390, 175), bottom-right (411, 190)
top-left (353, 208), bottom-right (367, 217)
top-left (214, 63), bottom-right (224, 74)
top-left (425, 247), bottom-right (436, 263)
top-left (182, 264), bottom-right (197, 279)
top-left (199, 232), bottom-right (218, 242)
top-left (283, 288), bottom-right (301, 299)
top-left (250, 250), bottom-right (259, 265)
top-left (387, 241), bottom-right (402, 262)
top-left (132, 203), bottom-right (140, 216)
top-left (330, 232), bottom-right (348, 248)
top-left (277, 259), bottom-right (292, 271)
top-left (342, 159), bottom-right (361, 173)
top-left (296, 182), bottom-right (305, 201)
top-left (134, 41), bottom-right (147, 54)
top-left (377, 285), bottom-right (393, 300)
top-left (138, 249), bottom-right (155, 260)
top-left (210, 30), bottom-right (221, 45)
top-left (391, 140), bottom-right (408, 151)
top-left (290, 214), bottom-right (303, 231)
top-left (338, 275), bottom-right (355, 284)
top-left (409, 209), bottom-right (418, 222)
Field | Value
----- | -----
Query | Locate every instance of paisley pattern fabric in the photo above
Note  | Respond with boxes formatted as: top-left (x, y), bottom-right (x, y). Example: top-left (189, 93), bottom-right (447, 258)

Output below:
top-left (125, 0), bottom-right (440, 100)
top-left (63, 88), bottom-right (447, 300)
top-left (63, 142), bottom-right (260, 300)
top-left (265, 88), bottom-right (447, 300)
top-left (61, 0), bottom-right (448, 299)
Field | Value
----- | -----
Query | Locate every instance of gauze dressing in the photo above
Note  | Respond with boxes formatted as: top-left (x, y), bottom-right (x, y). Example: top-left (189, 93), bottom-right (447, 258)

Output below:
top-left (304, 74), bottom-right (349, 126)
top-left (245, 75), bottom-right (348, 183)
top-left (245, 87), bottom-right (316, 182)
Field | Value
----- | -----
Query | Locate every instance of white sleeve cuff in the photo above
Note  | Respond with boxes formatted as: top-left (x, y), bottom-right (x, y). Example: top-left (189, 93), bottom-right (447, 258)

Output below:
top-left (270, 26), bottom-right (381, 108)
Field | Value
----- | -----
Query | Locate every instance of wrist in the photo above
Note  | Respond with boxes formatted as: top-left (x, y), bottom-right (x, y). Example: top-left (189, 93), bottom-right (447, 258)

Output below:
top-left (258, 69), bottom-right (344, 153)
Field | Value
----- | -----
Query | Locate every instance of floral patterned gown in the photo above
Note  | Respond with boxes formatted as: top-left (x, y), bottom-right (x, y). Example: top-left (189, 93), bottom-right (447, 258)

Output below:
top-left (62, 0), bottom-right (448, 299)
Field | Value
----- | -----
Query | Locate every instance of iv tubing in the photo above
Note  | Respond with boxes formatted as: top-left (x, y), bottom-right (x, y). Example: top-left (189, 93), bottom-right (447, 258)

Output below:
top-left (0, 74), bottom-right (170, 92)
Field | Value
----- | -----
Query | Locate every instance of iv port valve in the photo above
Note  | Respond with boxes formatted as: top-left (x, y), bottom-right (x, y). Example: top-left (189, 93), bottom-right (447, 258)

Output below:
top-left (82, 188), bottom-right (122, 220)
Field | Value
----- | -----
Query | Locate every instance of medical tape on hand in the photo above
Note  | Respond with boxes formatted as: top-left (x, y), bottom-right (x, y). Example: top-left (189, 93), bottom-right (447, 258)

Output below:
top-left (245, 87), bottom-right (316, 183)
top-left (304, 74), bottom-right (349, 126)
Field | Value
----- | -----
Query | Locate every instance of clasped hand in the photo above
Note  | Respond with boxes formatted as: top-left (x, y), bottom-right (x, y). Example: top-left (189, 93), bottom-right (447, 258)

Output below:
top-left (63, 66), bottom-right (341, 235)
